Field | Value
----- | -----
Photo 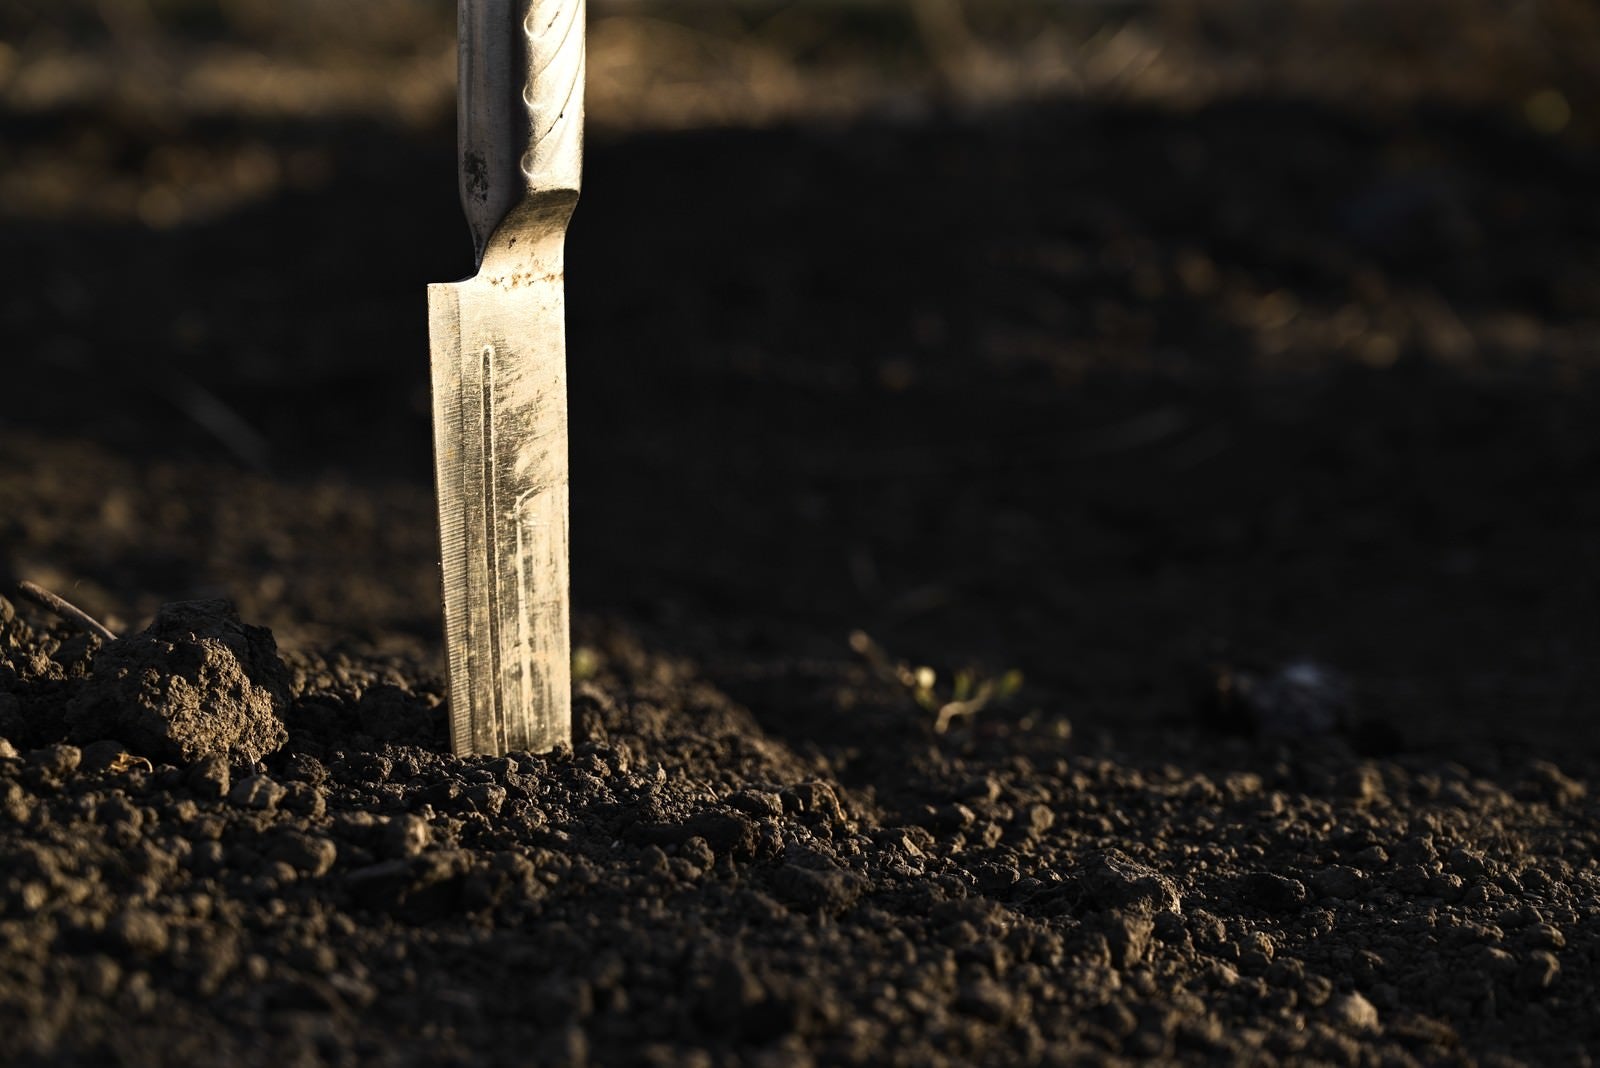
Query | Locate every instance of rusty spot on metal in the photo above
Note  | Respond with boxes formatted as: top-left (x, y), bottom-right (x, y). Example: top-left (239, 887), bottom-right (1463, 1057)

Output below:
top-left (463, 151), bottom-right (492, 204)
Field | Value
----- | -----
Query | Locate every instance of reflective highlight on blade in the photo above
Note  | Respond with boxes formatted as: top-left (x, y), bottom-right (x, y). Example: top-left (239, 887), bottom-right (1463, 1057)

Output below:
top-left (429, 270), bottom-right (572, 755)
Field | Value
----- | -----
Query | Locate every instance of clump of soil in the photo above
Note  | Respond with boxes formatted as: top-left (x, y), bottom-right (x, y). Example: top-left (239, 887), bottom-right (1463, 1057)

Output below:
top-left (67, 600), bottom-right (290, 765)
top-left (0, 606), bottom-right (1596, 1066)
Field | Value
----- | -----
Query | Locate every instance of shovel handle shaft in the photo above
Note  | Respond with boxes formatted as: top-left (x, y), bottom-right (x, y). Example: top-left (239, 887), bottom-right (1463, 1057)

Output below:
top-left (458, 0), bottom-right (585, 265)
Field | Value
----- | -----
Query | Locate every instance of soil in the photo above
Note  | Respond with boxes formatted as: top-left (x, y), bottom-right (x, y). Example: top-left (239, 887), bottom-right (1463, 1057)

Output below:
top-left (4, 6), bottom-right (1600, 1066)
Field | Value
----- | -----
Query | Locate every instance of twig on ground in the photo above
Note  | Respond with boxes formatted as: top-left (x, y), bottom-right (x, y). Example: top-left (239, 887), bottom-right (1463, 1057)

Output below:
top-left (16, 581), bottom-right (120, 643)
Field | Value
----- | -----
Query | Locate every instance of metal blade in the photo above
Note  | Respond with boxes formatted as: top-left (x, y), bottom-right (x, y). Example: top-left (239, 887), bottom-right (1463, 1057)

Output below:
top-left (430, 260), bottom-right (571, 756)
top-left (432, 0), bottom-right (584, 755)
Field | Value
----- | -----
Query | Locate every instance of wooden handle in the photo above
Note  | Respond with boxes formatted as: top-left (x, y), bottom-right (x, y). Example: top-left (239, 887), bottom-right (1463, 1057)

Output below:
top-left (458, 0), bottom-right (585, 267)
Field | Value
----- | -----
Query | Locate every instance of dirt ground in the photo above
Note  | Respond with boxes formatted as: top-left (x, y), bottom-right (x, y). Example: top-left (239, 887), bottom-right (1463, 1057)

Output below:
top-left (2, 2), bottom-right (1600, 1065)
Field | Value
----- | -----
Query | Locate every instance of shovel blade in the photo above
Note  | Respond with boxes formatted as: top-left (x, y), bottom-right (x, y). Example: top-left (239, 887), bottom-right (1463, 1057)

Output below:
top-left (429, 267), bottom-right (571, 756)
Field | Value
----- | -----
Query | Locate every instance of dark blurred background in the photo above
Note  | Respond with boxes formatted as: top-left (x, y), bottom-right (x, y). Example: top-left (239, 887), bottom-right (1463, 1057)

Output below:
top-left (2, 1), bottom-right (1598, 758)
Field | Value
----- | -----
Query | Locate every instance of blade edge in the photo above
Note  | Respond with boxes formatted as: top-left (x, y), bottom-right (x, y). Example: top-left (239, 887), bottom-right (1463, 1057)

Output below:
top-left (428, 282), bottom-right (477, 756)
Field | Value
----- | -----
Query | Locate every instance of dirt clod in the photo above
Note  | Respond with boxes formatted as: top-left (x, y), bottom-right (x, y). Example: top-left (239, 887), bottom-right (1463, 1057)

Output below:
top-left (184, 753), bottom-right (230, 799)
top-left (1330, 991), bottom-right (1381, 1033)
top-left (267, 831), bottom-right (338, 876)
top-left (1078, 849), bottom-right (1183, 915)
top-left (26, 743), bottom-right (80, 782)
top-left (67, 600), bottom-right (290, 765)
top-left (1240, 872), bottom-right (1310, 912)
top-left (229, 774), bottom-right (286, 810)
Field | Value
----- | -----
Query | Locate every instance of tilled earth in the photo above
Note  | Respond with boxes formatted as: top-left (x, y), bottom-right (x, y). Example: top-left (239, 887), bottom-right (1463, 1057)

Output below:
top-left (1, 593), bottom-right (1598, 1067)
top-left (6, 5), bottom-right (1600, 1065)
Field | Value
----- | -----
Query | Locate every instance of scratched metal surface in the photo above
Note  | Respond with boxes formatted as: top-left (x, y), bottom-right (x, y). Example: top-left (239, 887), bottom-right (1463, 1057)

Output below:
top-left (430, 0), bottom-right (583, 756)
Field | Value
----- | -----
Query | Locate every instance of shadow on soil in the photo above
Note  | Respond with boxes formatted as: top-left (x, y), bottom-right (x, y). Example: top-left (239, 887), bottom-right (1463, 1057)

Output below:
top-left (3, 93), bottom-right (1598, 761)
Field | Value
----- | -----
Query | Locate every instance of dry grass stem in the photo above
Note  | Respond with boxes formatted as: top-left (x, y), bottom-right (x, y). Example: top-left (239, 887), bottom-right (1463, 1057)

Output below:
top-left (16, 580), bottom-right (120, 643)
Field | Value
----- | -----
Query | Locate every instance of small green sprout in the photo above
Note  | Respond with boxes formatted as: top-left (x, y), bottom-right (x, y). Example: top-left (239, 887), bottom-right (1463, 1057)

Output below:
top-left (572, 645), bottom-right (602, 682)
top-left (849, 630), bottom-right (1024, 734)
